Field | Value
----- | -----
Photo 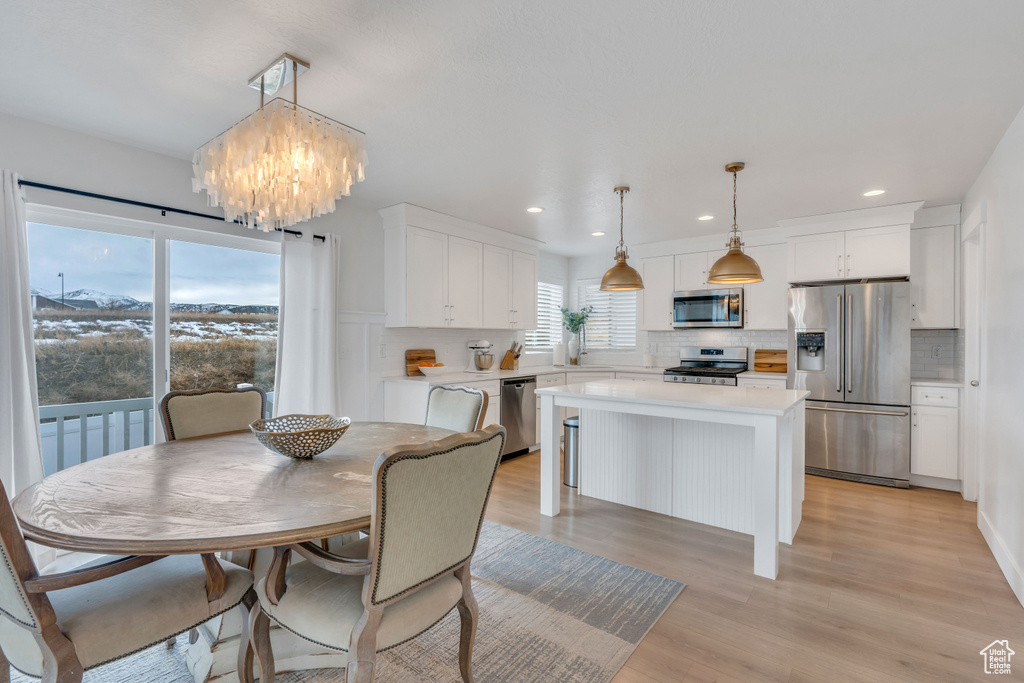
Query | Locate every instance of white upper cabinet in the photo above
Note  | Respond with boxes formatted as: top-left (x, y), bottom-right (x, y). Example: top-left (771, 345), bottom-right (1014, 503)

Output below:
top-left (674, 252), bottom-right (710, 291)
top-left (743, 243), bottom-right (788, 330)
top-left (404, 226), bottom-right (448, 328)
top-left (911, 225), bottom-right (957, 329)
top-left (639, 255), bottom-right (675, 331)
top-left (787, 231), bottom-right (845, 282)
top-left (381, 204), bottom-right (541, 329)
top-left (844, 225), bottom-right (910, 279)
top-left (788, 225), bottom-right (910, 283)
top-left (482, 245), bottom-right (513, 328)
top-left (511, 251), bottom-right (538, 330)
top-left (446, 235), bottom-right (483, 328)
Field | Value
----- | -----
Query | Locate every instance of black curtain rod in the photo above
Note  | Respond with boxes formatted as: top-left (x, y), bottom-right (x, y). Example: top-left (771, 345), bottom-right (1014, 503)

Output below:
top-left (17, 180), bottom-right (326, 242)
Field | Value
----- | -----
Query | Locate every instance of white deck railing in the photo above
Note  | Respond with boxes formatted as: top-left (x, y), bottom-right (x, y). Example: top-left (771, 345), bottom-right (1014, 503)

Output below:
top-left (39, 392), bottom-right (274, 476)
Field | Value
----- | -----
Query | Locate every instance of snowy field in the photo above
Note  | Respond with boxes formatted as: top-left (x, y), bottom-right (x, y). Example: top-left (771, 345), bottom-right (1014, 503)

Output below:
top-left (33, 312), bottom-right (277, 343)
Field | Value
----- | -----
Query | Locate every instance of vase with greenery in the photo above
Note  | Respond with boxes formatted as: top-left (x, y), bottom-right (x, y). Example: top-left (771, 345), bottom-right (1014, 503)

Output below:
top-left (560, 305), bottom-right (593, 365)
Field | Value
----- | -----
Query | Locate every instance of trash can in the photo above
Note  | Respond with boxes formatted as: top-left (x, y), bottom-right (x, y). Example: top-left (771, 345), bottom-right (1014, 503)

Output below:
top-left (563, 416), bottom-right (580, 488)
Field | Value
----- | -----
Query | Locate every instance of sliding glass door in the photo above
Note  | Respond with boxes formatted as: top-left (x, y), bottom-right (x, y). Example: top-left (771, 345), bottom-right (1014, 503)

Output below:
top-left (27, 209), bottom-right (281, 473)
top-left (169, 240), bottom-right (279, 411)
top-left (28, 223), bottom-right (155, 474)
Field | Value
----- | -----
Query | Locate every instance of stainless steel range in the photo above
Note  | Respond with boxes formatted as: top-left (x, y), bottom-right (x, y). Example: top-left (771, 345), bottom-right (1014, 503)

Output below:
top-left (663, 347), bottom-right (748, 386)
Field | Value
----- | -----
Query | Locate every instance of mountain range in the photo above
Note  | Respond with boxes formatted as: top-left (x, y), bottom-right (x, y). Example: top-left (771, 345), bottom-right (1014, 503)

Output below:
top-left (31, 287), bottom-right (277, 314)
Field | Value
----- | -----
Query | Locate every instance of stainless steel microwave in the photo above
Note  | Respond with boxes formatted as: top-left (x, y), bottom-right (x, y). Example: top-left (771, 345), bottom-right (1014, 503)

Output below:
top-left (672, 288), bottom-right (744, 328)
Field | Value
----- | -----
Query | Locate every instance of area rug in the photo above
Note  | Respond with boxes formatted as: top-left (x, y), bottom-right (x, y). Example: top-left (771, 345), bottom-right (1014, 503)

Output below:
top-left (13, 522), bottom-right (684, 682)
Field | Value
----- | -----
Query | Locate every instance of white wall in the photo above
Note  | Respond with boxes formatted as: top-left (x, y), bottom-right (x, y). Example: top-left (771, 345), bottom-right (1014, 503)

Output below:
top-left (962, 103), bottom-right (1024, 607)
top-left (0, 111), bottom-right (386, 313)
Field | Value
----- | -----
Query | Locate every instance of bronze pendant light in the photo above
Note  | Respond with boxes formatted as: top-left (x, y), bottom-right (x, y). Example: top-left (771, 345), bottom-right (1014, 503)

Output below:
top-left (707, 162), bottom-right (763, 284)
top-left (600, 186), bottom-right (645, 291)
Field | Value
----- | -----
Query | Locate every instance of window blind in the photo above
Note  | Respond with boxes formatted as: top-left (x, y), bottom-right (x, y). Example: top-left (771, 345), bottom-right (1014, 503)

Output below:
top-left (525, 282), bottom-right (564, 349)
top-left (580, 283), bottom-right (637, 349)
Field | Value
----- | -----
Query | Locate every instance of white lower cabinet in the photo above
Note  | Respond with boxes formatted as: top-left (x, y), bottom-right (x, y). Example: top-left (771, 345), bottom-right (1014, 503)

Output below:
top-left (737, 376), bottom-right (787, 389)
top-left (615, 372), bottom-right (663, 383)
top-left (535, 373), bottom-right (567, 446)
top-left (910, 385), bottom-right (960, 480)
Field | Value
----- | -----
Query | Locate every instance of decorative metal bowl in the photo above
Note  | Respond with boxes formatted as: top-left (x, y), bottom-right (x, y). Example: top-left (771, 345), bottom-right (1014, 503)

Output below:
top-left (249, 415), bottom-right (351, 459)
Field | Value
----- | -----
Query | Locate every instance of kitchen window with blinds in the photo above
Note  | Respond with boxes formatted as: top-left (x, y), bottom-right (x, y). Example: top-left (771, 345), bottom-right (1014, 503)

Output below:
top-left (525, 282), bottom-right (563, 349)
top-left (579, 282), bottom-right (637, 349)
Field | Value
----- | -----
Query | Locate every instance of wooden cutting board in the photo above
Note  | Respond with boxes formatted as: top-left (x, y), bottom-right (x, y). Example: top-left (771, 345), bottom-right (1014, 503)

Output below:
top-left (754, 349), bottom-right (787, 374)
top-left (405, 349), bottom-right (436, 376)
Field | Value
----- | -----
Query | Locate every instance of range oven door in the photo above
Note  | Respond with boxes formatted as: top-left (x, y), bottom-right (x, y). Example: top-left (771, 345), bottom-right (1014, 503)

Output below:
top-left (672, 288), bottom-right (743, 328)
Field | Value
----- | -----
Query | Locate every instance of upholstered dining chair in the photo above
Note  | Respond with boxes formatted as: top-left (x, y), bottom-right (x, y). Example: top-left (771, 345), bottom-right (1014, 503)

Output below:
top-left (424, 384), bottom-right (488, 433)
top-left (0, 479), bottom-right (254, 683)
top-left (160, 386), bottom-right (267, 441)
top-left (243, 425), bottom-right (507, 683)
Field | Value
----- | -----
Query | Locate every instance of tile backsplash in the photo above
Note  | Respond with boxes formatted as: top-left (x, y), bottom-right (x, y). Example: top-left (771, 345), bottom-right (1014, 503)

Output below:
top-left (911, 328), bottom-right (962, 379)
top-left (380, 327), bottom-right (529, 375)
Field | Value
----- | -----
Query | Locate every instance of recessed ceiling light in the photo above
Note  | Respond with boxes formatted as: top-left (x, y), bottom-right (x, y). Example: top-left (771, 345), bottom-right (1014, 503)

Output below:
top-left (862, 189), bottom-right (886, 197)
top-left (698, 215), bottom-right (714, 221)
top-left (526, 207), bottom-right (544, 213)
top-left (592, 231), bottom-right (606, 236)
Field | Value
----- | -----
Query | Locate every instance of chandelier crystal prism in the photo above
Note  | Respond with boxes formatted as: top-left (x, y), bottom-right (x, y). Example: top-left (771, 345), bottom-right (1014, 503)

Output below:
top-left (192, 54), bottom-right (367, 232)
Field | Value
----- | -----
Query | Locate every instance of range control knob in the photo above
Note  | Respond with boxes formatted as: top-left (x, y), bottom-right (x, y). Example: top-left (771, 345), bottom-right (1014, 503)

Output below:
top-left (695, 377), bottom-right (702, 383)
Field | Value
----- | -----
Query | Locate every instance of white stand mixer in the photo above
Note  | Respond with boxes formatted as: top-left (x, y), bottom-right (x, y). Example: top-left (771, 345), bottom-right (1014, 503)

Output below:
top-left (466, 340), bottom-right (495, 373)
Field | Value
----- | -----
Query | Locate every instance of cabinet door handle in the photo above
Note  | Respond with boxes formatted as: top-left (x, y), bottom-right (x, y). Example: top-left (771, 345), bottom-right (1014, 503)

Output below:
top-left (449, 305), bottom-right (455, 325)
top-left (847, 254), bottom-right (852, 276)
top-left (911, 303), bottom-right (916, 322)
top-left (837, 255), bottom-right (842, 276)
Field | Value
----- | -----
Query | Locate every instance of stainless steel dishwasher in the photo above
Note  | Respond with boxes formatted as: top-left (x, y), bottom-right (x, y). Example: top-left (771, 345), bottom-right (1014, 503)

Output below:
top-left (500, 376), bottom-right (536, 456)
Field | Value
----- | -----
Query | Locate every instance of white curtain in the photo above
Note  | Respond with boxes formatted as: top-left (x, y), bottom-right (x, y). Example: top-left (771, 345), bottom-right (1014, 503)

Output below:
top-left (0, 171), bottom-right (45, 496)
top-left (273, 233), bottom-right (342, 416)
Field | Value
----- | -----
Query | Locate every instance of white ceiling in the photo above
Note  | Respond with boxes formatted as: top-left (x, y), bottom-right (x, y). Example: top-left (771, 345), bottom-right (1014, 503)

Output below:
top-left (2, 0), bottom-right (1024, 255)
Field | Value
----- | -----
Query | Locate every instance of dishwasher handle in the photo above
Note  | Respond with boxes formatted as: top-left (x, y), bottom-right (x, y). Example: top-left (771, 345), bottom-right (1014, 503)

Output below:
top-left (502, 377), bottom-right (537, 388)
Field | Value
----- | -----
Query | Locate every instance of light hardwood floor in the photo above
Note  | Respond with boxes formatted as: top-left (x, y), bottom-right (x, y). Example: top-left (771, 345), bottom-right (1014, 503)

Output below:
top-left (485, 452), bottom-right (1024, 682)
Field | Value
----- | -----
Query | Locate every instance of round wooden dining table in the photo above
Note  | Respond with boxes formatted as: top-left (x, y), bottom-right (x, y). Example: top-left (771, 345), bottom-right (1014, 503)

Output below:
top-left (13, 422), bottom-right (455, 556)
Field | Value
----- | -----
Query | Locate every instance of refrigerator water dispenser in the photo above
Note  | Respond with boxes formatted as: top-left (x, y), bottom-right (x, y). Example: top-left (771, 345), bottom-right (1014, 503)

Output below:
top-left (795, 331), bottom-right (825, 372)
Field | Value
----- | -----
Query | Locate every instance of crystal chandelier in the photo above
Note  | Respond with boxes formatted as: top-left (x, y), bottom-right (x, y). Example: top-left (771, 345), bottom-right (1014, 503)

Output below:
top-left (192, 54), bottom-right (367, 232)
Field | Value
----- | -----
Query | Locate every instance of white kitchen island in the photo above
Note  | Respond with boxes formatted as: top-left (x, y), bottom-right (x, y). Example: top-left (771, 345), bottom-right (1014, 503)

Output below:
top-left (536, 379), bottom-right (809, 579)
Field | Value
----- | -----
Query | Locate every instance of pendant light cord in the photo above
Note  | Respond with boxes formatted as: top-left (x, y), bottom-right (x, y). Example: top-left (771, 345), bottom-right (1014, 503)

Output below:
top-left (619, 189), bottom-right (625, 249)
top-left (732, 169), bottom-right (739, 236)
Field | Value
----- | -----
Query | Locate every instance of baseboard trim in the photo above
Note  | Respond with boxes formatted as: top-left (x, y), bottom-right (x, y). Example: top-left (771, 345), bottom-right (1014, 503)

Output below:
top-left (908, 474), bottom-right (961, 492)
top-left (978, 510), bottom-right (1024, 609)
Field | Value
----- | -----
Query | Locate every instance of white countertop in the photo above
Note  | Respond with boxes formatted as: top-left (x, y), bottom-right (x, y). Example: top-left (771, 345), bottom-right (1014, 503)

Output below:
top-left (383, 364), bottom-right (664, 384)
top-left (911, 377), bottom-right (964, 387)
top-left (537, 379), bottom-right (809, 416)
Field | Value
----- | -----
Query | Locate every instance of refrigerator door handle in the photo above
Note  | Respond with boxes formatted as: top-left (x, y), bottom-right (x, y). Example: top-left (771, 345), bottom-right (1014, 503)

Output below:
top-left (806, 405), bottom-right (909, 417)
top-left (846, 293), bottom-right (853, 393)
top-left (836, 293), bottom-right (842, 393)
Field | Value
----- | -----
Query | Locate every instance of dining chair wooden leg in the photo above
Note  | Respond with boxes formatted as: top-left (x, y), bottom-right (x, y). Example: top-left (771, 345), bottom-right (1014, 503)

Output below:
top-left (236, 589), bottom-right (257, 683)
top-left (346, 610), bottom-right (382, 683)
top-left (37, 622), bottom-right (84, 683)
top-left (247, 602), bottom-right (275, 683)
top-left (0, 644), bottom-right (10, 683)
top-left (455, 565), bottom-right (478, 683)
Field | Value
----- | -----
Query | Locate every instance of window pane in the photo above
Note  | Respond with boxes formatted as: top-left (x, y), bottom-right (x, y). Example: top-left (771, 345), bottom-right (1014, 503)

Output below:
top-left (580, 284), bottom-right (637, 349)
top-left (526, 282), bottom-right (564, 349)
top-left (29, 223), bottom-right (154, 473)
top-left (169, 241), bottom-right (279, 406)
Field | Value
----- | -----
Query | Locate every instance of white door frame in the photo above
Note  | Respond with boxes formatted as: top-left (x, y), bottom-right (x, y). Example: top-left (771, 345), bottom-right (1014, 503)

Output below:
top-left (960, 206), bottom-right (986, 503)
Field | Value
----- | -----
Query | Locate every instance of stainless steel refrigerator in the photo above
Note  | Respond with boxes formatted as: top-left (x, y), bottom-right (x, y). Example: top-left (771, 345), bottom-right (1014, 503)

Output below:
top-left (788, 281), bottom-right (911, 487)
